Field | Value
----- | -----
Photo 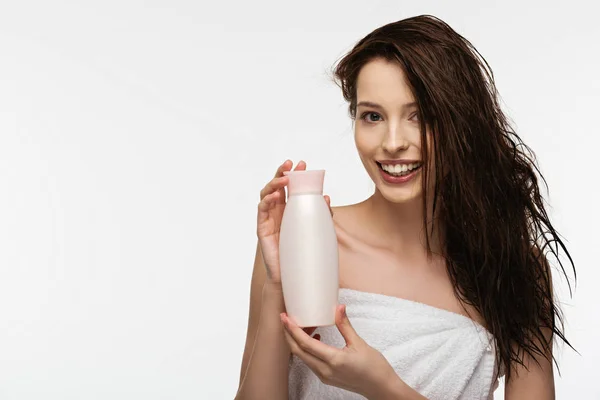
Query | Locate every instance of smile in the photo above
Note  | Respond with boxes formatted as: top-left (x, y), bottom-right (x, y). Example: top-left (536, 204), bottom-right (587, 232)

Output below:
top-left (376, 161), bottom-right (422, 184)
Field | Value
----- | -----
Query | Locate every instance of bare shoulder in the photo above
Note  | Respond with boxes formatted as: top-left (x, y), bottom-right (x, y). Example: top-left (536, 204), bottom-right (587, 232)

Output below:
top-left (330, 203), bottom-right (366, 245)
top-left (331, 204), bottom-right (357, 223)
top-left (331, 201), bottom-right (368, 228)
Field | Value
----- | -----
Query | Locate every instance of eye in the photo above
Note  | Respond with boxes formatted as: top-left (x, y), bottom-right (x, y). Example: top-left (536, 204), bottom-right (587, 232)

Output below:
top-left (359, 111), bottom-right (382, 123)
top-left (409, 112), bottom-right (420, 122)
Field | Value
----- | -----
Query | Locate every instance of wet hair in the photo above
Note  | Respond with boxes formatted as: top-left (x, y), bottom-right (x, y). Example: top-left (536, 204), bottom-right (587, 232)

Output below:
top-left (331, 14), bottom-right (576, 382)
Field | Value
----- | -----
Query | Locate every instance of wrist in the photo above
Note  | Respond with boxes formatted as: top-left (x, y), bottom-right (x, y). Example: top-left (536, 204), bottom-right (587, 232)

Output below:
top-left (368, 374), bottom-right (403, 400)
top-left (386, 378), bottom-right (411, 400)
top-left (394, 380), bottom-right (428, 400)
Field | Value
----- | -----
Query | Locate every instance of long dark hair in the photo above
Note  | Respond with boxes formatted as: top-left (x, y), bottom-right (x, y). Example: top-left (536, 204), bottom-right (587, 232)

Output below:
top-left (332, 14), bottom-right (576, 382)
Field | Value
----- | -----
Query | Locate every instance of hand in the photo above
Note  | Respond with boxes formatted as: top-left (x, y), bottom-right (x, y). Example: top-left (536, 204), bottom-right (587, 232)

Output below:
top-left (257, 160), bottom-right (333, 284)
top-left (280, 304), bottom-right (404, 399)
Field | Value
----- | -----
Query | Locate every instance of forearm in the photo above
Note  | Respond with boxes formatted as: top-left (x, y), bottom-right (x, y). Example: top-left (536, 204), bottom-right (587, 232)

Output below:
top-left (369, 370), bottom-right (428, 400)
top-left (394, 382), bottom-right (428, 400)
top-left (236, 283), bottom-right (291, 400)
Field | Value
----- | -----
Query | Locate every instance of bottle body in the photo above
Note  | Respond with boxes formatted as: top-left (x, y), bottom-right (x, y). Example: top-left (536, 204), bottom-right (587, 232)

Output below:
top-left (279, 193), bottom-right (339, 327)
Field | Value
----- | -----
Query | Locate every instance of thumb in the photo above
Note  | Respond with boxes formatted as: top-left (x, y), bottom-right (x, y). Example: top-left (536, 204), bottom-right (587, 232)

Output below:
top-left (335, 304), bottom-right (358, 346)
top-left (324, 194), bottom-right (333, 217)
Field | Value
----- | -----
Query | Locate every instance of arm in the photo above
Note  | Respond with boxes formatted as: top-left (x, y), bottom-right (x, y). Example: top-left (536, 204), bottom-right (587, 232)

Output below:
top-left (378, 374), bottom-right (428, 400)
top-left (504, 330), bottom-right (555, 400)
top-left (505, 246), bottom-right (555, 399)
top-left (235, 240), bottom-right (291, 400)
top-left (280, 304), bottom-right (429, 400)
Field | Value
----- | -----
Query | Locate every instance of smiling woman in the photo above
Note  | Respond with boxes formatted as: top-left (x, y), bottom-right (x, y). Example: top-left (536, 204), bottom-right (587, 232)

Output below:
top-left (235, 14), bottom-right (576, 400)
top-left (353, 60), bottom-right (431, 202)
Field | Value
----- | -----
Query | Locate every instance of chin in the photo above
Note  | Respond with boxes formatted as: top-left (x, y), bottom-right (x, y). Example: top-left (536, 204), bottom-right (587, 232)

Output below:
top-left (377, 187), bottom-right (422, 204)
top-left (370, 168), bottom-right (423, 204)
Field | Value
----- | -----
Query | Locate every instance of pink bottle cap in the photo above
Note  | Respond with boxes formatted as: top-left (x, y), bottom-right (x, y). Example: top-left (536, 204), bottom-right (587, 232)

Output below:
top-left (283, 170), bottom-right (325, 195)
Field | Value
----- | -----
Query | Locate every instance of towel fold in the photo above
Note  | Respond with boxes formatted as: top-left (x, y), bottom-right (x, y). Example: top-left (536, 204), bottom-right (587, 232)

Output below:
top-left (288, 288), bottom-right (503, 400)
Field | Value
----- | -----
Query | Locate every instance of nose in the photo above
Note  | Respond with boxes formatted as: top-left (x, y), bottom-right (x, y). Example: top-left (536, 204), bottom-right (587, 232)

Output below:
top-left (381, 122), bottom-right (409, 155)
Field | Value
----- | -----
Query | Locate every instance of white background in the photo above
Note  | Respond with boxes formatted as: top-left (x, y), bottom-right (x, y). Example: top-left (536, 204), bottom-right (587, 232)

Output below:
top-left (0, 1), bottom-right (598, 399)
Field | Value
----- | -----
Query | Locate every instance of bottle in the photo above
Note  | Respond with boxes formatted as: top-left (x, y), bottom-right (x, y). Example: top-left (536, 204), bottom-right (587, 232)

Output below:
top-left (279, 169), bottom-right (339, 327)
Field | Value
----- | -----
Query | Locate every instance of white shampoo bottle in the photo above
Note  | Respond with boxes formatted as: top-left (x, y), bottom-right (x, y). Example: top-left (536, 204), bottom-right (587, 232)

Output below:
top-left (279, 169), bottom-right (339, 327)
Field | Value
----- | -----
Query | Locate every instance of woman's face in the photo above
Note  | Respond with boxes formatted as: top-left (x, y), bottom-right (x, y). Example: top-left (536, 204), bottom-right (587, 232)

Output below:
top-left (354, 57), bottom-right (429, 204)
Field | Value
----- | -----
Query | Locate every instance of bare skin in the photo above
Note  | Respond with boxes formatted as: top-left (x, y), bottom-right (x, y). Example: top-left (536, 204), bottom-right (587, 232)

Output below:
top-left (237, 56), bottom-right (555, 399)
top-left (331, 200), bottom-right (487, 329)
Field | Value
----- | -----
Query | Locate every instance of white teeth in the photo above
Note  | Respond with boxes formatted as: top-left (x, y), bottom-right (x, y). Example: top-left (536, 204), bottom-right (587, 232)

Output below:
top-left (380, 162), bottom-right (422, 176)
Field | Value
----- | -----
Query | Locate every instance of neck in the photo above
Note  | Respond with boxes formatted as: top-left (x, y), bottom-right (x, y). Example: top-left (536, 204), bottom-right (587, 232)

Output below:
top-left (362, 189), bottom-right (444, 256)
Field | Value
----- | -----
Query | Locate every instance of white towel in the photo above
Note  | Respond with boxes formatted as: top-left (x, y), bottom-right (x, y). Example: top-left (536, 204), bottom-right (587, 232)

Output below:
top-left (288, 288), bottom-right (503, 400)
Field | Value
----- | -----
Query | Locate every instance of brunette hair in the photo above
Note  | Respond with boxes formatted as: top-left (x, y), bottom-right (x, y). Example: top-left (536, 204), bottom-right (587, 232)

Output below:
top-left (332, 14), bottom-right (576, 382)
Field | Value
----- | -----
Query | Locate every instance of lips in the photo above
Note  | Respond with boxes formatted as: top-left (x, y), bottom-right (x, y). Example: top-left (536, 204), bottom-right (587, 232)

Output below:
top-left (376, 161), bottom-right (422, 184)
top-left (376, 161), bottom-right (422, 175)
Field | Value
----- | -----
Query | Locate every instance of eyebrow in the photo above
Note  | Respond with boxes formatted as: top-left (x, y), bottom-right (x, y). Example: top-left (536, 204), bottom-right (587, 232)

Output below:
top-left (356, 101), bottom-right (417, 111)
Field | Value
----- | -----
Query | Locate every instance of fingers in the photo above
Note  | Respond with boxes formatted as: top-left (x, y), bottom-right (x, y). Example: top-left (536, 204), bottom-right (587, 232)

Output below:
top-left (293, 160), bottom-right (307, 171)
top-left (260, 160), bottom-right (291, 203)
top-left (260, 160), bottom-right (306, 201)
top-left (274, 159), bottom-right (292, 178)
top-left (281, 314), bottom-right (338, 362)
top-left (324, 194), bottom-right (333, 217)
top-left (282, 328), bottom-right (328, 375)
top-left (335, 304), bottom-right (359, 346)
top-left (259, 176), bottom-right (288, 200)
top-left (273, 159), bottom-right (305, 179)
top-left (257, 190), bottom-right (280, 213)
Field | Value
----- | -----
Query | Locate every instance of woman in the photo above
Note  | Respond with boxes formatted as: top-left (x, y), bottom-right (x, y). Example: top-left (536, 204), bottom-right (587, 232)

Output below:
top-left (236, 14), bottom-right (575, 400)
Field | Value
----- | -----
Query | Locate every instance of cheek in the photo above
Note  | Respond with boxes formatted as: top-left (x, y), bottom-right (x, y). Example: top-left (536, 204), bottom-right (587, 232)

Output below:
top-left (354, 133), bottom-right (371, 157)
top-left (354, 134), bottom-right (379, 176)
top-left (354, 126), bottom-right (380, 153)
